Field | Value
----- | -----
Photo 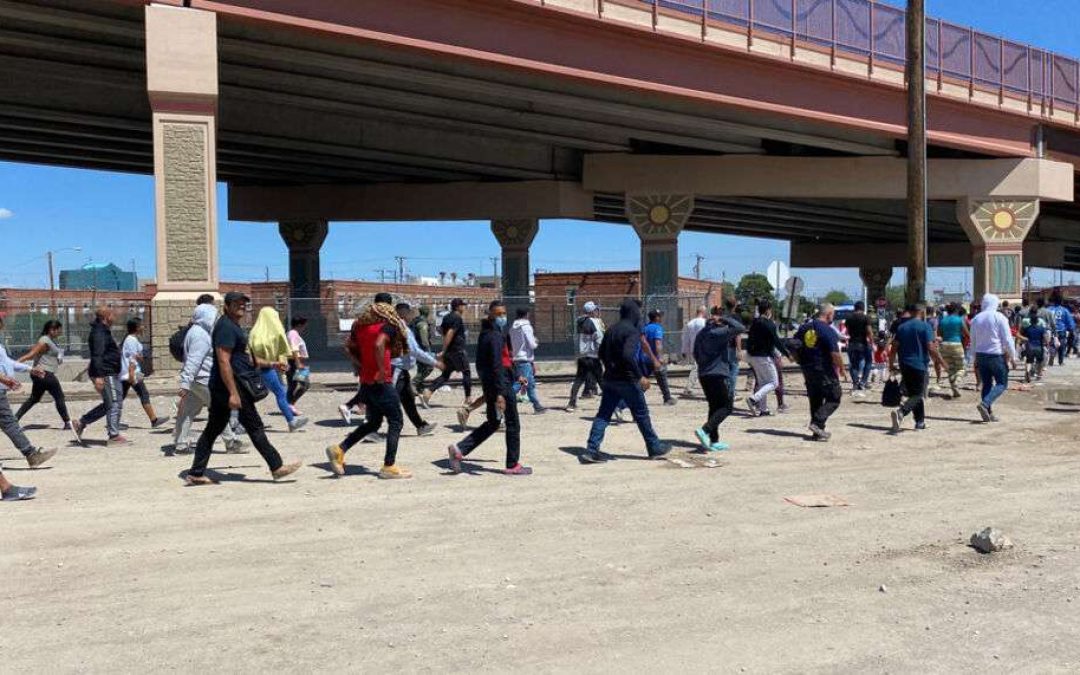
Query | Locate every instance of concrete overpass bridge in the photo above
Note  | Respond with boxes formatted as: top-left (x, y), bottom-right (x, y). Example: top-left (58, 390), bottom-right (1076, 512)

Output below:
top-left (5, 0), bottom-right (1080, 354)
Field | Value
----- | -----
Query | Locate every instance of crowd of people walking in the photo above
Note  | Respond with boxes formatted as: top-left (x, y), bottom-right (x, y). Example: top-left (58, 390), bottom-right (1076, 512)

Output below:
top-left (1, 287), bottom-right (1076, 500)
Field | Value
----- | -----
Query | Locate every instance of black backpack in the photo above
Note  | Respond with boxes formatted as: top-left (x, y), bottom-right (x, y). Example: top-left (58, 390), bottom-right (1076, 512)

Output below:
top-left (169, 325), bottom-right (190, 362)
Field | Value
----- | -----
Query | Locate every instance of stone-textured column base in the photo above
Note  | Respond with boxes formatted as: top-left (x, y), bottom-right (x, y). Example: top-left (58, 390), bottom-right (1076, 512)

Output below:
top-left (280, 221), bottom-right (329, 358)
top-left (859, 266), bottom-right (893, 311)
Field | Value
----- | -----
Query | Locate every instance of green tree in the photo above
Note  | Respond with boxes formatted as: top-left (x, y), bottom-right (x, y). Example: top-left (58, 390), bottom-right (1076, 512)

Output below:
top-left (734, 273), bottom-right (774, 307)
top-left (823, 289), bottom-right (852, 306)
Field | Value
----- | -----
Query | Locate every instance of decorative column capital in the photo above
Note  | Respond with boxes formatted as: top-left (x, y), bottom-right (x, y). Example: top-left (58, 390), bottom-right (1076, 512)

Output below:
top-left (956, 198), bottom-right (1039, 247)
top-left (626, 194), bottom-right (694, 241)
top-left (491, 219), bottom-right (539, 251)
top-left (279, 221), bottom-right (328, 253)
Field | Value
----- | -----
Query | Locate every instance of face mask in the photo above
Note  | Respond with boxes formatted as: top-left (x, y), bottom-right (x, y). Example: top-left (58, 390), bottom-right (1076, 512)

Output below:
top-left (494, 316), bottom-right (508, 329)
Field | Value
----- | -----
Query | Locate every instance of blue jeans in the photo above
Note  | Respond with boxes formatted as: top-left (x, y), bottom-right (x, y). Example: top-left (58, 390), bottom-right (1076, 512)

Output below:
top-left (512, 361), bottom-right (543, 410)
top-left (728, 360), bottom-right (739, 399)
top-left (586, 379), bottom-right (661, 455)
top-left (261, 368), bottom-right (294, 423)
top-left (975, 353), bottom-right (1008, 411)
top-left (848, 345), bottom-right (872, 389)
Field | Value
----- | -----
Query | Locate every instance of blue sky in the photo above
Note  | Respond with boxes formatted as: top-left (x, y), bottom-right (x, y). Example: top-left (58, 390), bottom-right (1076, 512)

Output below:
top-left (1, 0), bottom-right (1077, 298)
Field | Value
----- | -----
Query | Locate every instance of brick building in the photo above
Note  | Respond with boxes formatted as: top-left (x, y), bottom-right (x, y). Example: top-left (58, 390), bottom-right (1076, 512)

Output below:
top-left (531, 271), bottom-right (727, 355)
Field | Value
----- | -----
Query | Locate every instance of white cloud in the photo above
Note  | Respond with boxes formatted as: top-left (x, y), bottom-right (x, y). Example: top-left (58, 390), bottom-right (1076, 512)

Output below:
top-left (0, 208), bottom-right (12, 219)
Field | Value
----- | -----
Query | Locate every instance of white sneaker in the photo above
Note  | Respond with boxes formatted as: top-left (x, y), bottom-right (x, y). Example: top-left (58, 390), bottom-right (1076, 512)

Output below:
top-left (338, 404), bottom-right (352, 425)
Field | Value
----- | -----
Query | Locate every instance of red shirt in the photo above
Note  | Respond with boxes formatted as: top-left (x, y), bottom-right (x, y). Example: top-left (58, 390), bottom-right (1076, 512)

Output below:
top-left (501, 343), bottom-right (512, 369)
top-left (353, 321), bottom-right (394, 385)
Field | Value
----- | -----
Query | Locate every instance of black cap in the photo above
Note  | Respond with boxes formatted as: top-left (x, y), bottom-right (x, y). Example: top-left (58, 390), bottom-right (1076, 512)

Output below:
top-left (223, 291), bottom-right (250, 305)
top-left (450, 298), bottom-right (466, 309)
top-left (374, 292), bottom-right (393, 304)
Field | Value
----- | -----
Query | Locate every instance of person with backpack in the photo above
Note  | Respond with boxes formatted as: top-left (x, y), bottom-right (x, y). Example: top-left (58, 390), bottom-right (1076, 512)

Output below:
top-left (566, 301), bottom-right (604, 413)
top-left (409, 305), bottom-right (434, 389)
top-left (173, 303), bottom-right (244, 455)
top-left (580, 299), bottom-right (671, 464)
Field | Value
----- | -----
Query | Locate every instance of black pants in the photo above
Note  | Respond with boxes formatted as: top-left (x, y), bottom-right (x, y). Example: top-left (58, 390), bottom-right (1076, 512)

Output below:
top-left (426, 351), bottom-right (472, 398)
top-left (457, 378), bottom-right (520, 469)
top-left (898, 365), bottom-right (928, 424)
top-left (189, 390), bottom-right (283, 477)
top-left (344, 387), bottom-right (363, 410)
top-left (569, 357), bottom-right (603, 407)
top-left (122, 379), bottom-right (151, 406)
top-left (653, 367), bottom-right (673, 403)
top-left (340, 383), bottom-right (403, 466)
top-left (395, 369), bottom-right (427, 429)
top-left (286, 359), bottom-right (309, 405)
top-left (15, 371), bottom-right (69, 423)
top-left (804, 372), bottom-right (842, 430)
top-left (699, 374), bottom-right (733, 443)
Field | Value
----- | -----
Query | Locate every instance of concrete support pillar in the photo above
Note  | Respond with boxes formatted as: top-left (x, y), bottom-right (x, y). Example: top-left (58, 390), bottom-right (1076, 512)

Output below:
top-left (957, 199), bottom-right (1040, 302)
top-left (626, 194), bottom-right (695, 298)
top-left (859, 266), bottom-right (893, 310)
top-left (145, 5), bottom-right (219, 374)
top-left (491, 219), bottom-right (539, 309)
top-left (279, 221), bottom-right (329, 357)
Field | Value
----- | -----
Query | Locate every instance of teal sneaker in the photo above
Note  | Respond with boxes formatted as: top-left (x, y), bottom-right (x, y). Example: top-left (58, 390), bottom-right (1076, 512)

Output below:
top-left (709, 441), bottom-right (730, 452)
top-left (694, 427), bottom-right (711, 451)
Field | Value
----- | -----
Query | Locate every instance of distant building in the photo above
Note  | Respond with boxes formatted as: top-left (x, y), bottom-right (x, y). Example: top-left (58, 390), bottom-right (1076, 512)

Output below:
top-left (59, 263), bottom-right (137, 291)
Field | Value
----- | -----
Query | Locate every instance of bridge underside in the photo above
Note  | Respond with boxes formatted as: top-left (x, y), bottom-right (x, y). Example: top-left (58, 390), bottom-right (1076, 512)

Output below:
top-left (6, 0), bottom-right (1080, 364)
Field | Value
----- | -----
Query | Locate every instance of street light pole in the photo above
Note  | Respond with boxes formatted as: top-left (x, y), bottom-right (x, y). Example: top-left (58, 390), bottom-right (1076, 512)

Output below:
top-left (905, 0), bottom-right (928, 306)
top-left (47, 250), bottom-right (55, 316)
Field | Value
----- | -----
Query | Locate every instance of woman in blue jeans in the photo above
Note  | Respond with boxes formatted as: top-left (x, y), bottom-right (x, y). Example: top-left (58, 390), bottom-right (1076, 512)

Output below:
top-left (249, 307), bottom-right (309, 432)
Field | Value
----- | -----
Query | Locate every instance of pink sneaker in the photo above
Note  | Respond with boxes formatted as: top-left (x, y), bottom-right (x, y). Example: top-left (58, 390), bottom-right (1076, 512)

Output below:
top-left (504, 464), bottom-right (533, 476)
top-left (108, 435), bottom-right (132, 447)
top-left (447, 445), bottom-right (463, 474)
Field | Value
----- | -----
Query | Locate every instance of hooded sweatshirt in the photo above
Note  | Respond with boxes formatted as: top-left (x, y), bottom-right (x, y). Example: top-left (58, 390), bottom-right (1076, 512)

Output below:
top-left (510, 318), bottom-right (539, 363)
top-left (249, 307), bottom-right (292, 365)
top-left (693, 315), bottom-right (747, 378)
top-left (600, 299), bottom-right (646, 382)
top-left (970, 293), bottom-right (1018, 359)
top-left (179, 304), bottom-right (218, 390)
top-left (475, 317), bottom-right (512, 392)
top-left (87, 318), bottom-right (121, 378)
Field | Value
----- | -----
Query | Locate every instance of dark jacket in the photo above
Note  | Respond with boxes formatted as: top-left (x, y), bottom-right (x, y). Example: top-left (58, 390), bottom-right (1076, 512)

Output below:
top-left (474, 318), bottom-right (511, 392)
top-left (693, 316), bottom-right (746, 379)
top-left (600, 299), bottom-right (645, 382)
top-left (87, 319), bottom-right (121, 378)
top-left (746, 316), bottom-right (787, 358)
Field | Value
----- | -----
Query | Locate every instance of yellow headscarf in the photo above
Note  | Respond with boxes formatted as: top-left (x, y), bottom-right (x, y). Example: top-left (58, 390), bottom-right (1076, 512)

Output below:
top-left (249, 307), bottom-right (292, 364)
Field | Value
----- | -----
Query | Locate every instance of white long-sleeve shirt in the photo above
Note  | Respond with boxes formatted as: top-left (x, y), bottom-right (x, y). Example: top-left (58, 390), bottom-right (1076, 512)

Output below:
top-left (681, 316), bottom-right (707, 356)
top-left (0, 342), bottom-right (30, 392)
top-left (970, 310), bottom-right (1018, 359)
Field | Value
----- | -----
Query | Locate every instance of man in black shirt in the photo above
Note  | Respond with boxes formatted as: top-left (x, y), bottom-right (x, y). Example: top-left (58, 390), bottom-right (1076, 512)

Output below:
top-left (421, 298), bottom-right (473, 407)
top-left (745, 299), bottom-right (788, 416)
top-left (185, 292), bottom-right (300, 485)
top-left (72, 307), bottom-right (126, 446)
top-left (844, 301), bottom-right (874, 395)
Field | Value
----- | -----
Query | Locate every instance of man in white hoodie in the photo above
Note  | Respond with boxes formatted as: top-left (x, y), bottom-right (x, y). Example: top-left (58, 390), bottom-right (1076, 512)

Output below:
top-left (510, 308), bottom-right (546, 414)
top-left (680, 306), bottom-right (708, 397)
top-left (969, 293), bottom-right (1018, 423)
top-left (172, 303), bottom-right (243, 455)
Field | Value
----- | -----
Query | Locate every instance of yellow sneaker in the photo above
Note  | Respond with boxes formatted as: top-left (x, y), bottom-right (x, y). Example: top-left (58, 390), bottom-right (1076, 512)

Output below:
top-left (379, 464), bottom-right (412, 480)
top-left (325, 445), bottom-right (346, 476)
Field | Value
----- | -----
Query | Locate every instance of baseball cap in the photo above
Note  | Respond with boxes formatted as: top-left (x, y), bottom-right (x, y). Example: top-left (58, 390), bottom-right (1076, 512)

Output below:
top-left (223, 291), bottom-right (250, 305)
top-left (583, 301), bottom-right (597, 313)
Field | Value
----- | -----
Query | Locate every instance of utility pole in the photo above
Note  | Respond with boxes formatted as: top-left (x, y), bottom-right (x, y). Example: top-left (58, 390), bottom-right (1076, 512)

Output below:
top-left (490, 256), bottom-right (500, 289)
top-left (905, 0), bottom-right (928, 306)
top-left (692, 253), bottom-right (705, 280)
top-left (394, 256), bottom-right (406, 284)
top-left (265, 266), bottom-right (270, 283)
top-left (47, 250), bottom-right (55, 316)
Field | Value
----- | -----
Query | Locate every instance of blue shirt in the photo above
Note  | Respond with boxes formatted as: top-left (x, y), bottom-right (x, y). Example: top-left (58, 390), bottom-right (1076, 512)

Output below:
top-left (939, 315), bottom-right (964, 343)
top-left (795, 319), bottom-right (840, 376)
top-left (643, 322), bottom-right (664, 358)
top-left (895, 319), bottom-right (935, 371)
top-left (1023, 323), bottom-right (1047, 350)
top-left (1049, 305), bottom-right (1076, 333)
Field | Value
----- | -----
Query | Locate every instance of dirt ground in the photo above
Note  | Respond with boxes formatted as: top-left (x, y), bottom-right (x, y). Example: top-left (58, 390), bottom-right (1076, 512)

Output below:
top-left (5, 363), bottom-right (1080, 673)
